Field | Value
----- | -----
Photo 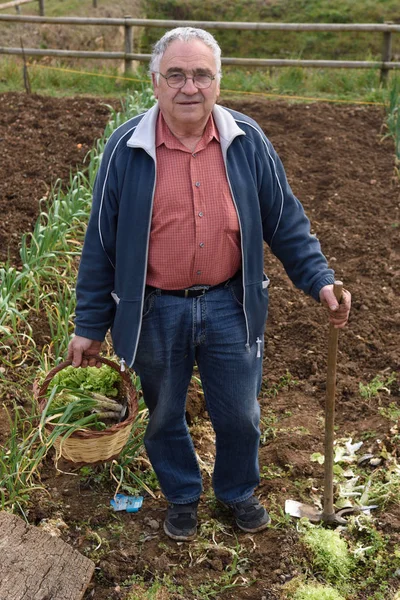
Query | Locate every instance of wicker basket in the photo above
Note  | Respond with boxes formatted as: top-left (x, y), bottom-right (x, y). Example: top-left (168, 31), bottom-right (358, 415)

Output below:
top-left (34, 355), bottom-right (138, 464)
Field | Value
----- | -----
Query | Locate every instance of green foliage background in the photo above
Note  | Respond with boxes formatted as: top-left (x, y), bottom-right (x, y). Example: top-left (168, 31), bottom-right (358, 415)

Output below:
top-left (141, 0), bottom-right (400, 60)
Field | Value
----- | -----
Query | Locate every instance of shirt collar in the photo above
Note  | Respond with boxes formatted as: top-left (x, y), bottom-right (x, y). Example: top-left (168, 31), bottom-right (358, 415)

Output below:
top-left (156, 112), bottom-right (220, 151)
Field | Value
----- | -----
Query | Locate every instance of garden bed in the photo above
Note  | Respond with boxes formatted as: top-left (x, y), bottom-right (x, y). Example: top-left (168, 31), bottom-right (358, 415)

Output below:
top-left (0, 92), bottom-right (399, 599)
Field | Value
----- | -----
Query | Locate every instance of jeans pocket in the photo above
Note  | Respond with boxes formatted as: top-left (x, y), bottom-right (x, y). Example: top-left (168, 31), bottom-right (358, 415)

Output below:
top-left (229, 281), bottom-right (244, 307)
top-left (142, 289), bottom-right (157, 319)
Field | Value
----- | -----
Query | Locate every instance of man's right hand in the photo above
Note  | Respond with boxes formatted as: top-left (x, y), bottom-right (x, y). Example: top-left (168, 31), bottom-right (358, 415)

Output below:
top-left (67, 336), bottom-right (103, 368)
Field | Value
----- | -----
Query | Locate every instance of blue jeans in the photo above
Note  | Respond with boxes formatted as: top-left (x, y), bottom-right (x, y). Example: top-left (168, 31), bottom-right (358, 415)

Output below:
top-left (133, 281), bottom-right (263, 505)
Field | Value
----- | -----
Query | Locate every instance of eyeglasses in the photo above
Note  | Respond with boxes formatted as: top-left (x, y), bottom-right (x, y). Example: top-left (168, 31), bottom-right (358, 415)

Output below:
top-left (156, 72), bottom-right (216, 89)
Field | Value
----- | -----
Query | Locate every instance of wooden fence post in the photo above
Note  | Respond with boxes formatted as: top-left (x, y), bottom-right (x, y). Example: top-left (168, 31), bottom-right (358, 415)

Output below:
top-left (124, 15), bottom-right (133, 76)
top-left (381, 26), bottom-right (392, 86)
top-left (38, 0), bottom-right (44, 16)
top-left (92, 0), bottom-right (97, 7)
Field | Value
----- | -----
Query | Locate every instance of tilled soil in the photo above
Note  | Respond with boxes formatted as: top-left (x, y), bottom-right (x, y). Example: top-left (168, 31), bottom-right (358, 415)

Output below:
top-left (0, 93), bottom-right (119, 264)
top-left (0, 92), bottom-right (399, 599)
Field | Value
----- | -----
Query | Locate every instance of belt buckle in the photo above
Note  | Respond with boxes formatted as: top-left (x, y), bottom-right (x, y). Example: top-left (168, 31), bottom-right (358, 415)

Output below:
top-left (184, 286), bottom-right (208, 298)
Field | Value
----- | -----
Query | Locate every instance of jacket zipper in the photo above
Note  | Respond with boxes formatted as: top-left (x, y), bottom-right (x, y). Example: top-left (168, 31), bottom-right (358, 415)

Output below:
top-left (222, 152), bottom-right (251, 352)
top-left (122, 109), bottom-right (251, 366)
top-left (124, 159), bottom-right (251, 366)
top-left (128, 161), bottom-right (157, 369)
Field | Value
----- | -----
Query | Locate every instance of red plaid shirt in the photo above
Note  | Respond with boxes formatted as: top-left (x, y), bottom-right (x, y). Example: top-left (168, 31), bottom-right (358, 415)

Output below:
top-left (146, 112), bottom-right (241, 289)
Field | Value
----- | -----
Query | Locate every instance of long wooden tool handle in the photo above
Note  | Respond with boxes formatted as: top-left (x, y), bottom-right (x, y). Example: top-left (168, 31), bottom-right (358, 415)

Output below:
top-left (322, 280), bottom-right (343, 521)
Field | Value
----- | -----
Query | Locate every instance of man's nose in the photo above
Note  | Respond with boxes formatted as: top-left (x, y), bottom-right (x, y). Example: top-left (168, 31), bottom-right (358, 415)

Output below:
top-left (181, 77), bottom-right (199, 93)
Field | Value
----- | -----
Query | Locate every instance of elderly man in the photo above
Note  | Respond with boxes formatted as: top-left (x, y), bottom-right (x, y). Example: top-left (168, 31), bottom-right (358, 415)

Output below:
top-left (68, 27), bottom-right (351, 541)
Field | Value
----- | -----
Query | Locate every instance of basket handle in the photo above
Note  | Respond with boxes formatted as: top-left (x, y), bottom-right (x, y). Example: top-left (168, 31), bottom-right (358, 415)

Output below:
top-left (34, 355), bottom-right (132, 405)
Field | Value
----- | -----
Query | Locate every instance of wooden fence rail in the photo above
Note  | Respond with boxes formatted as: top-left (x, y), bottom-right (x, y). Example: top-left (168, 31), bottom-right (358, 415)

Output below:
top-left (0, 14), bottom-right (399, 83)
top-left (0, 0), bottom-right (33, 11)
top-left (1, 15), bottom-right (400, 30)
top-left (0, 0), bottom-right (44, 15)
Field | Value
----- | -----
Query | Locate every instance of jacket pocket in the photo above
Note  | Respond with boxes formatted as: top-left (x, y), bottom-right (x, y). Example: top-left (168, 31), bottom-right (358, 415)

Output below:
top-left (262, 273), bottom-right (270, 290)
top-left (111, 297), bottom-right (145, 365)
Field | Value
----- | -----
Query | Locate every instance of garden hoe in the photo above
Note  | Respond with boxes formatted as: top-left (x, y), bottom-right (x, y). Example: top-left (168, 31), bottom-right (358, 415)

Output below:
top-left (285, 280), bottom-right (354, 525)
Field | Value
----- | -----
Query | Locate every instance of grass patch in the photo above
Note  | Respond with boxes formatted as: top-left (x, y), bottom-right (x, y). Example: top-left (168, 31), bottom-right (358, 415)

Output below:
top-left (293, 583), bottom-right (346, 600)
top-left (0, 57), bottom-right (138, 97)
top-left (144, 0), bottom-right (400, 62)
top-left (359, 372), bottom-right (397, 400)
top-left (123, 575), bottom-right (183, 599)
top-left (261, 371), bottom-right (298, 398)
top-left (348, 515), bottom-right (400, 599)
top-left (302, 525), bottom-right (354, 590)
top-left (379, 402), bottom-right (400, 422)
top-left (222, 63), bottom-right (391, 105)
top-left (1, 58), bottom-right (400, 107)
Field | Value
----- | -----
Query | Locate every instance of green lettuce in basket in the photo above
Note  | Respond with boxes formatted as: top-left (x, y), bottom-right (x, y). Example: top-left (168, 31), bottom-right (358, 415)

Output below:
top-left (48, 365), bottom-right (120, 397)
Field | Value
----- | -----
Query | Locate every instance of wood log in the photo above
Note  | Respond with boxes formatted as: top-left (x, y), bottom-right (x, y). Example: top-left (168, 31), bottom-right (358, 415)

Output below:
top-left (0, 511), bottom-right (95, 600)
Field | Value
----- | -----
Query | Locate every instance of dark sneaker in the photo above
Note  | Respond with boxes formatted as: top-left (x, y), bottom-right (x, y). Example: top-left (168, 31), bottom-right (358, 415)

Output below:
top-left (164, 501), bottom-right (198, 541)
top-left (225, 496), bottom-right (270, 533)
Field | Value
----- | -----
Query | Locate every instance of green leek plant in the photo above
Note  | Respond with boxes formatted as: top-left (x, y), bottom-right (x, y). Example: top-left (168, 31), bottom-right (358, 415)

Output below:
top-left (1, 87), bottom-right (156, 368)
top-left (383, 77), bottom-right (400, 178)
top-left (0, 392), bottom-right (114, 513)
top-left (0, 399), bottom-right (58, 513)
top-left (109, 420), bottom-right (158, 499)
top-left (0, 89), bottom-right (156, 515)
top-left (44, 283), bottom-right (76, 362)
top-left (38, 386), bottom-right (122, 433)
top-left (0, 265), bottom-right (34, 333)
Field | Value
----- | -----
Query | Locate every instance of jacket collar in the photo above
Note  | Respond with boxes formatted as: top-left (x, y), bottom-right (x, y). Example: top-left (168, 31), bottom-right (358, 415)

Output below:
top-left (126, 103), bottom-right (159, 158)
top-left (126, 102), bottom-right (245, 158)
top-left (212, 104), bottom-right (245, 157)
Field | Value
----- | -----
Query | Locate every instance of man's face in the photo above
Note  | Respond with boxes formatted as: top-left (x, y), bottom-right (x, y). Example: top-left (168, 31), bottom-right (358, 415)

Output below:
top-left (152, 39), bottom-right (220, 132)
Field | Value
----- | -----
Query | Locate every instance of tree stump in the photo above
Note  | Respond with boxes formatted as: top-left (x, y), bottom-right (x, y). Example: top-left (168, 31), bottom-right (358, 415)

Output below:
top-left (0, 511), bottom-right (95, 600)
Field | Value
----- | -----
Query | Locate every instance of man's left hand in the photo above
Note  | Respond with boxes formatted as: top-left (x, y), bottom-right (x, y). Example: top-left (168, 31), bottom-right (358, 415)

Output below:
top-left (319, 285), bottom-right (351, 329)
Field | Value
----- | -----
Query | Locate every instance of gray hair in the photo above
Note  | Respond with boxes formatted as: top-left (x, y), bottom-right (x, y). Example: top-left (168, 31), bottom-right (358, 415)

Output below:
top-left (149, 27), bottom-right (222, 82)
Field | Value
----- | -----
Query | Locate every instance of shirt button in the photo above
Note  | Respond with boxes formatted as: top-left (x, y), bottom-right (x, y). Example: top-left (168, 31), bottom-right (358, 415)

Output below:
top-left (199, 242), bottom-right (205, 248)
top-left (192, 153), bottom-right (197, 158)
top-left (196, 270), bottom-right (202, 275)
top-left (198, 211), bottom-right (204, 217)
top-left (195, 182), bottom-right (201, 188)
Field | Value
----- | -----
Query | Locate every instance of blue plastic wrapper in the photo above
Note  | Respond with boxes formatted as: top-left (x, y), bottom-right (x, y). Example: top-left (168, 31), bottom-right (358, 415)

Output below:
top-left (110, 493), bottom-right (143, 513)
